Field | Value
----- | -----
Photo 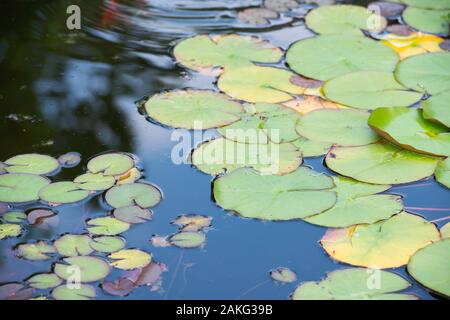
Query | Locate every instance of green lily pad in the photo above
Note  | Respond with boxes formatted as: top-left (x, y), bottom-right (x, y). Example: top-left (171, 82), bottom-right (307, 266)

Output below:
top-left (408, 238), bottom-right (450, 298)
top-left (0, 223), bottom-right (21, 240)
top-left (403, 7), bottom-right (450, 35)
top-left (435, 158), bottom-right (450, 188)
top-left (27, 273), bottom-right (62, 289)
top-left (292, 268), bottom-right (416, 300)
top-left (4, 154), bottom-right (59, 175)
top-left (1, 211), bottom-right (27, 223)
top-left (296, 109), bottom-right (380, 147)
top-left (270, 267), bottom-right (297, 283)
top-left (321, 211), bottom-right (440, 268)
top-left (17, 241), bottom-right (56, 261)
top-left (54, 256), bottom-right (111, 283)
top-left (422, 91), bottom-right (450, 128)
top-left (113, 206), bottom-right (153, 224)
top-left (86, 217), bottom-right (130, 236)
top-left (305, 4), bottom-right (387, 35)
top-left (173, 34), bottom-right (282, 73)
top-left (53, 234), bottom-right (94, 257)
top-left (144, 90), bottom-right (243, 130)
top-left (169, 231), bottom-right (206, 248)
top-left (401, 0), bottom-right (450, 10)
top-left (87, 153), bottom-right (134, 176)
top-left (52, 284), bottom-right (96, 300)
top-left (74, 173), bottom-right (115, 191)
top-left (368, 107), bottom-right (450, 156)
top-left (213, 167), bottom-right (336, 220)
top-left (217, 103), bottom-right (302, 144)
top-left (291, 137), bottom-right (333, 157)
top-left (105, 183), bottom-right (161, 209)
top-left (108, 249), bottom-right (152, 270)
top-left (218, 66), bottom-right (305, 103)
top-left (39, 182), bottom-right (90, 204)
top-left (323, 71), bottom-right (423, 110)
top-left (0, 173), bottom-right (50, 203)
top-left (305, 177), bottom-right (403, 227)
top-left (286, 34), bottom-right (399, 81)
top-left (191, 137), bottom-right (303, 176)
top-left (395, 52), bottom-right (450, 95)
top-left (325, 141), bottom-right (440, 184)
top-left (441, 222), bottom-right (450, 238)
top-left (90, 236), bottom-right (125, 253)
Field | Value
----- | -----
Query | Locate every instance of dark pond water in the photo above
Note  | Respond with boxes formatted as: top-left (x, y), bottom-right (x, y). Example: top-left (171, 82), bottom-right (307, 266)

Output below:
top-left (0, 0), bottom-right (449, 300)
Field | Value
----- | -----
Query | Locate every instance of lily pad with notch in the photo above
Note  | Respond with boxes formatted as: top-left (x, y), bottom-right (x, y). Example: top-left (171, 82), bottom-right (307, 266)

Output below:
top-left (105, 183), bottom-right (161, 209)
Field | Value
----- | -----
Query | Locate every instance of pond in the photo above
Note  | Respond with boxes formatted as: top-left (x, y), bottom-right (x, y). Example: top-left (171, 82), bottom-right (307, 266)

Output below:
top-left (0, 0), bottom-right (449, 300)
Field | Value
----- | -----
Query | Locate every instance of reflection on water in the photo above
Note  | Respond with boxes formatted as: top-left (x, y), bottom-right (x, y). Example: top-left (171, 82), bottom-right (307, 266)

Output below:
top-left (0, 0), bottom-right (448, 300)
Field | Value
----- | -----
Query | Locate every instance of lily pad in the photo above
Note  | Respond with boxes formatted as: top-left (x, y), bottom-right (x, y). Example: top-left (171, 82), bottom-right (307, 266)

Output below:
top-left (90, 236), bottom-right (125, 253)
top-left (218, 66), bottom-right (305, 103)
top-left (58, 152), bottom-right (81, 168)
top-left (116, 168), bottom-right (142, 185)
top-left (87, 153), bottom-right (134, 176)
top-left (172, 214), bottom-right (212, 232)
top-left (441, 222), bottom-right (450, 238)
top-left (105, 183), bottom-right (161, 209)
top-left (304, 177), bottom-right (403, 227)
top-left (323, 71), bottom-right (423, 110)
top-left (0, 283), bottom-right (34, 300)
top-left (435, 158), bottom-right (450, 188)
top-left (74, 173), bottom-right (115, 191)
top-left (102, 278), bottom-right (136, 297)
top-left (39, 182), bottom-right (90, 204)
top-left (401, 0), bottom-right (450, 10)
top-left (264, 0), bottom-right (299, 12)
top-left (4, 154), bottom-right (59, 175)
top-left (292, 268), bottom-right (416, 300)
top-left (53, 234), bottom-right (94, 257)
top-left (237, 8), bottom-right (279, 26)
top-left (113, 206), bottom-right (153, 224)
top-left (270, 267), bottom-right (297, 283)
top-left (291, 137), bottom-right (333, 157)
top-left (109, 249), bottom-right (152, 270)
top-left (368, 1), bottom-right (405, 18)
top-left (395, 52), bottom-right (450, 95)
top-left (86, 217), bottom-right (130, 236)
top-left (422, 91), bottom-right (450, 128)
top-left (213, 167), bottom-right (336, 220)
top-left (407, 238), bottom-right (450, 298)
top-left (368, 107), bottom-right (450, 156)
top-left (403, 7), bottom-right (450, 35)
top-left (0, 223), bottom-right (21, 240)
top-left (27, 273), bottom-right (62, 289)
top-left (16, 241), bottom-right (56, 261)
top-left (381, 32), bottom-right (444, 60)
top-left (296, 109), bottom-right (380, 147)
top-left (325, 141), bottom-right (440, 184)
top-left (168, 231), bottom-right (206, 248)
top-left (54, 256), bottom-right (111, 282)
top-left (27, 208), bottom-right (55, 225)
top-left (52, 284), bottom-right (96, 300)
top-left (283, 95), bottom-right (344, 115)
top-left (305, 4), bottom-right (387, 35)
top-left (1, 211), bottom-right (27, 223)
top-left (144, 90), bottom-right (244, 130)
top-left (286, 34), bottom-right (399, 81)
top-left (0, 173), bottom-right (50, 203)
top-left (321, 212), bottom-right (440, 268)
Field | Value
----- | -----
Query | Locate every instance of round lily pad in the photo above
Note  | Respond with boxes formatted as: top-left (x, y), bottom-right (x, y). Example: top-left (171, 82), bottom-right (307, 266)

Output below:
top-left (108, 249), bottom-right (151, 270)
top-left (169, 231), bottom-right (206, 248)
top-left (435, 158), bottom-right (450, 188)
top-left (403, 7), bottom-right (450, 35)
top-left (16, 241), bottom-right (56, 261)
top-left (368, 107), bottom-right (450, 156)
top-left (54, 256), bottom-right (111, 283)
top-left (53, 234), bottom-right (94, 257)
top-left (1, 211), bottom-right (27, 223)
top-left (401, 0), bottom-right (450, 10)
top-left (27, 273), bottom-right (62, 289)
top-left (286, 34), bottom-right (399, 81)
top-left (0, 223), bottom-right (21, 240)
top-left (58, 152), bottom-right (81, 168)
top-left (144, 90), bottom-right (244, 129)
top-left (86, 217), bottom-right (130, 236)
top-left (325, 141), bottom-right (440, 184)
top-left (0, 173), bottom-right (50, 203)
top-left (105, 183), bottom-right (161, 209)
top-left (305, 4), bottom-right (387, 35)
top-left (368, 1), bottom-right (405, 18)
top-left (395, 52), bottom-right (450, 95)
top-left (407, 238), bottom-right (450, 298)
top-left (213, 167), bottom-right (336, 220)
top-left (113, 206), bottom-right (153, 224)
top-left (39, 182), bottom-right (90, 204)
top-left (422, 91), bottom-right (450, 128)
top-left (87, 153), bottom-right (134, 176)
top-left (321, 212), bottom-right (440, 268)
top-left (90, 236), bottom-right (125, 253)
top-left (292, 268), bottom-right (416, 300)
top-left (291, 137), bottom-right (333, 158)
top-left (218, 66), bottom-right (305, 103)
top-left (296, 109), bottom-right (380, 147)
top-left (270, 267), bottom-right (297, 283)
top-left (52, 284), bottom-right (96, 300)
top-left (74, 173), bottom-right (115, 191)
top-left (323, 71), bottom-right (423, 110)
top-left (4, 154), bottom-right (59, 175)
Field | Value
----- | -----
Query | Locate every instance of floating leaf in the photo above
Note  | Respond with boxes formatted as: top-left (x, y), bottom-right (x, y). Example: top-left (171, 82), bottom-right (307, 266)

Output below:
top-left (381, 32), bottom-right (443, 59)
top-left (113, 206), bottom-right (153, 224)
top-left (53, 234), bottom-right (94, 257)
top-left (133, 261), bottom-right (167, 287)
top-left (90, 236), bottom-right (125, 253)
top-left (151, 235), bottom-right (171, 248)
top-left (172, 214), bottom-right (212, 232)
top-left (39, 182), bottom-right (90, 204)
top-left (395, 52), bottom-right (450, 95)
top-left (435, 158), bottom-right (450, 188)
top-left (270, 267), bottom-right (297, 283)
top-left (16, 241), bottom-right (56, 261)
top-left (325, 141), bottom-right (439, 184)
top-left (58, 152), bottom-right (81, 168)
top-left (292, 268), bottom-right (416, 300)
top-left (440, 39), bottom-right (450, 51)
top-left (323, 71), bottom-right (423, 110)
top-left (116, 168), bottom-right (142, 185)
top-left (368, 107), bottom-right (450, 156)
top-left (283, 95), bottom-right (344, 115)
top-left (86, 217), bottom-right (130, 236)
top-left (27, 208), bottom-right (56, 225)
top-left (54, 256), bottom-right (111, 282)
top-left (368, 1), bottom-right (405, 18)
top-left (213, 167), bottom-right (336, 220)
top-left (109, 249), bottom-right (152, 270)
top-left (0, 283), bottom-right (34, 300)
top-left (52, 284), bottom-right (96, 300)
top-left (264, 0), bottom-right (298, 12)
top-left (218, 66), bottom-right (305, 103)
top-left (400, 0), bottom-right (450, 10)
top-left (105, 183), bottom-right (161, 209)
top-left (403, 7), bottom-right (450, 35)
top-left (102, 278), bottom-right (136, 297)
top-left (422, 90), bottom-right (450, 128)
top-left (4, 154), bottom-right (59, 175)
top-left (286, 34), bottom-right (399, 81)
top-left (290, 75), bottom-right (323, 89)
top-left (87, 153), bottom-right (134, 176)
top-left (441, 222), bottom-right (450, 238)
top-left (304, 177), bottom-right (403, 227)
top-left (0, 173), bottom-right (50, 203)
top-left (0, 202), bottom-right (8, 214)
top-left (237, 8), bottom-right (279, 25)
top-left (321, 212), bottom-right (440, 268)
top-left (27, 273), bottom-right (62, 289)
top-left (296, 109), bottom-right (380, 147)
top-left (386, 24), bottom-right (415, 36)
top-left (0, 223), bottom-right (21, 240)
top-left (144, 90), bottom-right (244, 129)
top-left (408, 238), bottom-right (450, 298)
top-left (1, 211), bottom-right (27, 223)
top-left (169, 232), bottom-right (206, 248)
top-left (305, 4), bottom-right (387, 35)
top-left (291, 137), bottom-right (333, 157)
top-left (74, 173), bottom-right (115, 191)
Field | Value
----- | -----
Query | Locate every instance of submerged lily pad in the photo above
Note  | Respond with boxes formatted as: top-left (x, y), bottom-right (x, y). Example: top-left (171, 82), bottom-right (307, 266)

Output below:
top-left (109, 249), bottom-right (151, 270)
top-left (172, 214), bottom-right (212, 232)
top-left (0, 283), bottom-right (34, 300)
top-left (1, 211), bottom-right (27, 223)
top-left (16, 241), bottom-right (56, 261)
top-left (27, 208), bottom-right (55, 225)
top-left (87, 153), bottom-right (134, 176)
top-left (105, 183), bottom-right (161, 209)
top-left (58, 152), bottom-right (81, 168)
top-left (237, 8), bottom-right (279, 26)
top-left (54, 256), bottom-right (111, 282)
top-left (270, 267), bottom-right (297, 283)
top-left (113, 206), bottom-right (153, 224)
top-left (4, 154), bottom-right (59, 175)
top-left (74, 173), bottom-right (115, 191)
top-left (286, 34), bottom-right (399, 81)
top-left (0, 223), bottom-right (21, 240)
top-left (435, 158), bottom-right (450, 188)
top-left (53, 234), bottom-right (94, 257)
top-left (296, 109), bottom-right (380, 147)
top-left (90, 236), bottom-right (125, 253)
top-left (39, 182), bottom-right (90, 204)
top-left (422, 91), bottom-right (450, 127)
top-left (168, 231), bottom-right (206, 248)
top-left (407, 238), bottom-right (450, 298)
top-left (52, 284), bottom-right (96, 300)
top-left (0, 173), bottom-right (50, 203)
top-left (264, 0), bottom-right (298, 12)
top-left (321, 212), bottom-right (440, 268)
top-left (323, 71), bottom-right (423, 110)
top-left (403, 7), bottom-right (450, 35)
top-left (27, 273), bottom-right (62, 289)
top-left (292, 268), bottom-right (415, 300)
top-left (368, 107), bottom-right (450, 156)
top-left (87, 217), bottom-right (130, 236)
top-left (144, 90), bottom-right (244, 129)
top-left (213, 167), bottom-right (336, 220)
top-left (325, 141), bottom-right (439, 184)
